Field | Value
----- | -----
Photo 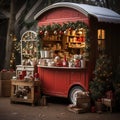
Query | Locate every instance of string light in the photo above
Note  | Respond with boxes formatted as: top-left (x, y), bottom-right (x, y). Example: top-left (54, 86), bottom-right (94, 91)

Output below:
top-left (9, 34), bottom-right (21, 69)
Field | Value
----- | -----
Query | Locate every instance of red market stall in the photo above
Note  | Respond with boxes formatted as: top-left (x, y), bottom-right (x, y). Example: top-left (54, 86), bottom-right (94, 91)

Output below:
top-left (34, 2), bottom-right (120, 104)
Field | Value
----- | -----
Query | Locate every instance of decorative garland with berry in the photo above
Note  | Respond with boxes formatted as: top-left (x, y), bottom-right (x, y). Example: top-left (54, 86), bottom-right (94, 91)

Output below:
top-left (36, 21), bottom-right (90, 60)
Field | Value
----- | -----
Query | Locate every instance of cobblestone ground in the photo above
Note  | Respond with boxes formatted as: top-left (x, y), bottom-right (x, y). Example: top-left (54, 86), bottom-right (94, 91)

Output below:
top-left (0, 97), bottom-right (120, 120)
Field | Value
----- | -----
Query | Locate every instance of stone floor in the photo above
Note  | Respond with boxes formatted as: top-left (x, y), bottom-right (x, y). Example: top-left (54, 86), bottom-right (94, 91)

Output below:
top-left (0, 97), bottom-right (120, 120)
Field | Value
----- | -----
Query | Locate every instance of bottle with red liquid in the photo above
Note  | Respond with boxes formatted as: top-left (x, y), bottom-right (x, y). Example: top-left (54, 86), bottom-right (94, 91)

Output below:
top-left (75, 59), bottom-right (80, 67)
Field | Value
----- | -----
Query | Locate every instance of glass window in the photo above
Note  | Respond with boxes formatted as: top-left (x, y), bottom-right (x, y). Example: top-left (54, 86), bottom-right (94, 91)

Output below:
top-left (97, 29), bottom-right (105, 52)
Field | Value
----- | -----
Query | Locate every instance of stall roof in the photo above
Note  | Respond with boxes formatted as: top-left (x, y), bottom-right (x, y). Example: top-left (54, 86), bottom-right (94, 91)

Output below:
top-left (34, 2), bottom-right (120, 24)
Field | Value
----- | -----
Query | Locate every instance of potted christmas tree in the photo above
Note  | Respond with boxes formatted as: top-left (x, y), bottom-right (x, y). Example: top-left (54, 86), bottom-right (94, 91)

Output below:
top-left (89, 53), bottom-right (113, 112)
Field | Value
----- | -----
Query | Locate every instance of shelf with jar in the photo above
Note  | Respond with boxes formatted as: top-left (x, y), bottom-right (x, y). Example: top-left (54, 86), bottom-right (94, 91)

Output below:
top-left (22, 41), bottom-right (37, 55)
top-left (65, 28), bottom-right (86, 49)
top-left (15, 31), bottom-right (39, 84)
top-left (42, 34), bottom-right (63, 51)
top-left (67, 41), bottom-right (85, 49)
top-left (21, 30), bottom-right (38, 66)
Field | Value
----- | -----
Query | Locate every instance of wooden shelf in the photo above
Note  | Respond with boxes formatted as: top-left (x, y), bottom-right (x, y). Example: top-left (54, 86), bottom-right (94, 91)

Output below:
top-left (21, 31), bottom-right (38, 65)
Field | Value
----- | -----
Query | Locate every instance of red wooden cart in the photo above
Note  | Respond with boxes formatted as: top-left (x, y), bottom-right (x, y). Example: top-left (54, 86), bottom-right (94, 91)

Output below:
top-left (34, 2), bottom-right (120, 104)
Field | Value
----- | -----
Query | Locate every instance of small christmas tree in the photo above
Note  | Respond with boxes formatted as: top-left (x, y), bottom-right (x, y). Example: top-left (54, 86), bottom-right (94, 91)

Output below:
top-left (89, 53), bottom-right (113, 101)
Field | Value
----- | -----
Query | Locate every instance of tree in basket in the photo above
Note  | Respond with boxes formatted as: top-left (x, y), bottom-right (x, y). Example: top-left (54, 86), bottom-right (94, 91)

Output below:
top-left (89, 53), bottom-right (113, 103)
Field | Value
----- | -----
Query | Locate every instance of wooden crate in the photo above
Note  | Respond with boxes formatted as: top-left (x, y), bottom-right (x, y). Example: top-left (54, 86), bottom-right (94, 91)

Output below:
top-left (75, 91), bottom-right (91, 112)
top-left (1, 71), bottom-right (16, 80)
top-left (1, 80), bottom-right (11, 97)
top-left (76, 97), bottom-right (90, 112)
top-left (0, 71), bottom-right (15, 97)
top-left (10, 80), bottom-right (41, 106)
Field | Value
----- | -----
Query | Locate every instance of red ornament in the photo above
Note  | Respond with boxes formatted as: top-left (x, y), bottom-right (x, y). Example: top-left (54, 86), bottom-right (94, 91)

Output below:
top-left (59, 30), bottom-right (63, 35)
top-left (39, 30), bottom-right (43, 35)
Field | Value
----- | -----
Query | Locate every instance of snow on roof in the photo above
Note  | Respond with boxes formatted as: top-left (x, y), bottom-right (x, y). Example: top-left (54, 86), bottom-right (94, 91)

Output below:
top-left (75, 3), bottom-right (120, 23)
top-left (34, 2), bottom-right (120, 24)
